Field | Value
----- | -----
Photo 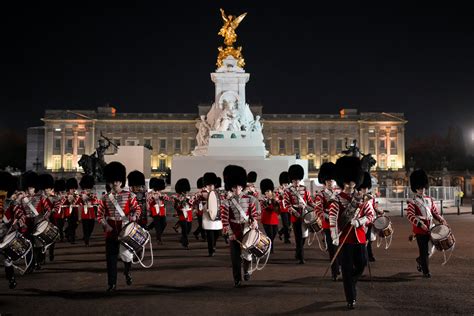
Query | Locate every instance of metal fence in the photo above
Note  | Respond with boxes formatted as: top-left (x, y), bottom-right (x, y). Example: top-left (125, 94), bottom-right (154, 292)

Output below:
top-left (375, 186), bottom-right (461, 213)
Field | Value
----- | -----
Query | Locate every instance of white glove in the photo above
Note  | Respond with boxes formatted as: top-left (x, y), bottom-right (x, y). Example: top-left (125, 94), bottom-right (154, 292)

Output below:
top-left (351, 219), bottom-right (361, 228)
top-left (250, 220), bottom-right (258, 230)
top-left (332, 238), bottom-right (339, 247)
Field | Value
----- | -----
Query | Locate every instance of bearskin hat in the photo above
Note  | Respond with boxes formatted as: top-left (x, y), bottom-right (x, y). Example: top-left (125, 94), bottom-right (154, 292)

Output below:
top-left (203, 172), bottom-right (218, 187)
top-left (127, 170), bottom-right (145, 187)
top-left (335, 156), bottom-right (364, 189)
top-left (79, 174), bottom-right (95, 190)
top-left (66, 178), bottom-right (79, 190)
top-left (54, 179), bottom-right (66, 193)
top-left (358, 172), bottom-right (372, 190)
top-left (0, 171), bottom-right (16, 197)
top-left (410, 169), bottom-right (429, 193)
top-left (279, 171), bottom-right (289, 185)
top-left (223, 165), bottom-right (239, 191)
top-left (22, 171), bottom-right (38, 190)
top-left (175, 178), bottom-right (191, 194)
top-left (196, 177), bottom-right (204, 189)
top-left (38, 173), bottom-right (55, 190)
top-left (226, 165), bottom-right (247, 189)
top-left (103, 161), bottom-right (126, 186)
top-left (247, 171), bottom-right (257, 183)
top-left (288, 164), bottom-right (304, 181)
top-left (216, 177), bottom-right (222, 189)
top-left (318, 162), bottom-right (336, 184)
top-left (260, 178), bottom-right (274, 193)
top-left (149, 177), bottom-right (166, 191)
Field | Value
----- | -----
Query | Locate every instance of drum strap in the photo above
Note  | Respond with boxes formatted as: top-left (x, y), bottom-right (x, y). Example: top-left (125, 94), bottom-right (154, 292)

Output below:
top-left (108, 193), bottom-right (127, 219)
top-left (27, 202), bottom-right (39, 217)
top-left (414, 197), bottom-right (433, 226)
top-left (231, 198), bottom-right (249, 222)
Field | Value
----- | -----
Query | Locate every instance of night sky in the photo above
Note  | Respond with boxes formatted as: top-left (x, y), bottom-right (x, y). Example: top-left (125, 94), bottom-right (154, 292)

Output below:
top-left (3, 1), bottom-right (474, 144)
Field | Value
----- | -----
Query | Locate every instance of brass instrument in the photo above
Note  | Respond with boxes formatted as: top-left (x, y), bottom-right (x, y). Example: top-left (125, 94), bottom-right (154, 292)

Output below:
top-left (262, 192), bottom-right (280, 214)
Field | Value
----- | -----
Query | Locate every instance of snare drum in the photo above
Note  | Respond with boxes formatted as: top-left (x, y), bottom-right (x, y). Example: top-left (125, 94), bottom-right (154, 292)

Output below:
top-left (430, 224), bottom-right (455, 251)
top-left (33, 220), bottom-right (60, 247)
top-left (241, 229), bottom-right (271, 259)
top-left (373, 216), bottom-right (393, 238)
top-left (303, 211), bottom-right (322, 233)
top-left (119, 222), bottom-right (149, 254)
top-left (0, 231), bottom-right (31, 261)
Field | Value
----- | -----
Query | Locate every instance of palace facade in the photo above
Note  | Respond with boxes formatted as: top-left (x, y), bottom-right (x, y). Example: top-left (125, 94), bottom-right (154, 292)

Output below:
top-left (26, 105), bottom-right (407, 181)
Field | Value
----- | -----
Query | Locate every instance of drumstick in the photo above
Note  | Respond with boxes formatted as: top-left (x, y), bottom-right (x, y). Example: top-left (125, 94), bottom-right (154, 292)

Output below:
top-left (322, 225), bottom-right (354, 278)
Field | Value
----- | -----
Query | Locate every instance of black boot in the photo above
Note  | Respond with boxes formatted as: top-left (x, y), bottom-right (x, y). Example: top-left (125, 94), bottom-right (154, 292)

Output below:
top-left (106, 284), bottom-right (116, 292)
top-left (6, 266), bottom-right (16, 289)
top-left (124, 262), bottom-right (132, 286)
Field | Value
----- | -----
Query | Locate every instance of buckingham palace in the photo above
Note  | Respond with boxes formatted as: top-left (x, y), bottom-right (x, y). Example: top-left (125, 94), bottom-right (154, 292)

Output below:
top-left (26, 105), bottom-right (407, 183)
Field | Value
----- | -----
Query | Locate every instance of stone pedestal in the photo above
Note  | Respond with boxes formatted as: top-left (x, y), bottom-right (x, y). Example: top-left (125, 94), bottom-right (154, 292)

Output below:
top-left (104, 146), bottom-right (151, 179)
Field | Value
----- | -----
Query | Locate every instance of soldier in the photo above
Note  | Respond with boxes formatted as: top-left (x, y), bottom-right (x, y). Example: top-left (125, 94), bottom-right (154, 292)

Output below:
top-left (314, 162), bottom-right (339, 280)
top-left (221, 165), bottom-right (258, 288)
top-left (146, 177), bottom-right (171, 243)
top-left (406, 169), bottom-right (448, 278)
top-left (38, 173), bottom-right (61, 262)
top-left (284, 165), bottom-right (315, 264)
top-left (329, 156), bottom-right (374, 310)
top-left (52, 179), bottom-right (67, 242)
top-left (127, 171), bottom-right (148, 228)
top-left (63, 178), bottom-right (80, 244)
top-left (200, 172), bottom-right (223, 257)
top-left (276, 171), bottom-right (291, 244)
top-left (97, 161), bottom-right (142, 292)
top-left (173, 178), bottom-right (194, 249)
top-left (260, 178), bottom-right (279, 254)
top-left (78, 175), bottom-right (99, 247)
top-left (192, 177), bottom-right (206, 241)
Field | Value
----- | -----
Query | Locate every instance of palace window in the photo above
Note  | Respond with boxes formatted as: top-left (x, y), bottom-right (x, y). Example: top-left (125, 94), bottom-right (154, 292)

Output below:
top-left (379, 157), bottom-right (386, 169)
top-left (369, 139), bottom-right (376, 154)
top-left (322, 139), bottom-right (329, 153)
top-left (189, 139), bottom-right (196, 152)
top-left (390, 138), bottom-right (397, 155)
top-left (379, 138), bottom-right (386, 150)
top-left (174, 139), bottom-right (181, 152)
top-left (53, 156), bottom-right (61, 171)
top-left (65, 156), bottom-right (73, 171)
top-left (66, 139), bottom-right (73, 153)
top-left (390, 158), bottom-right (397, 169)
top-left (308, 159), bottom-right (316, 172)
top-left (159, 139), bottom-right (167, 152)
top-left (54, 138), bottom-right (61, 150)
top-left (336, 139), bottom-right (343, 153)
top-left (279, 139), bottom-right (286, 154)
top-left (159, 159), bottom-right (166, 170)
top-left (293, 139), bottom-right (300, 154)
top-left (307, 139), bottom-right (314, 153)
top-left (144, 138), bottom-right (152, 147)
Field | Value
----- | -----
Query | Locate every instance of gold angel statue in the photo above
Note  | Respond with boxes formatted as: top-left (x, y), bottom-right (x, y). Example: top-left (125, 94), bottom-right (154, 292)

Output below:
top-left (218, 8), bottom-right (247, 47)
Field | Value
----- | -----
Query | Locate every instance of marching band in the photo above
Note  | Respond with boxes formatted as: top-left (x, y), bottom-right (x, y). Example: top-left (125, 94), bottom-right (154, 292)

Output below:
top-left (0, 158), bottom-right (454, 310)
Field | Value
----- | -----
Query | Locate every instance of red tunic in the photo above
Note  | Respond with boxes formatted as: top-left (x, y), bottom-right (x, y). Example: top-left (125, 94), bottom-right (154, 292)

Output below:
top-left (173, 194), bottom-right (194, 222)
top-left (314, 188), bottom-right (334, 229)
top-left (283, 184), bottom-right (315, 223)
top-left (260, 198), bottom-right (279, 225)
top-left (406, 195), bottom-right (443, 235)
top-left (147, 191), bottom-right (171, 217)
top-left (97, 190), bottom-right (142, 239)
top-left (329, 191), bottom-right (374, 244)
top-left (275, 186), bottom-right (289, 213)
top-left (77, 191), bottom-right (99, 220)
top-left (221, 193), bottom-right (257, 240)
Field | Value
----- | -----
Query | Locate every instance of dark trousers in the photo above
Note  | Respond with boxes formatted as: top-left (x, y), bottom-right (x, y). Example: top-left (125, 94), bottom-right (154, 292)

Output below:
top-left (292, 220), bottom-right (306, 260)
top-left (179, 221), bottom-right (192, 247)
top-left (66, 213), bottom-right (78, 243)
top-left (148, 215), bottom-right (167, 241)
top-left (263, 224), bottom-right (278, 253)
top-left (206, 230), bottom-right (220, 255)
top-left (340, 243), bottom-right (367, 303)
top-left (365, 226), bottom-right (374, 259)
top-left (105, 238), bottom-right (132, 286)
top-left (279, 213), bottom-right (291, 241)
top-left (82, 219), bottom-right (95, 245)
top-left (5, 265), bottom-right (14, 281)
top-left (416, 234), bottom-right (430, 274)
top-left (193, 215), bottom-right (206, 240)
top-left (229, 240), bottom-right (250, 282)
top-left (53, 218), bottom-right (65, 241)
top-left (324, 228), bottom-right (340, 277)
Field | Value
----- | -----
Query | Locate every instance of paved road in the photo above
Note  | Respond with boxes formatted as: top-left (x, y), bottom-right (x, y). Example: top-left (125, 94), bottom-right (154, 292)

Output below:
top-left (1, 214), bottom-right (473, 315)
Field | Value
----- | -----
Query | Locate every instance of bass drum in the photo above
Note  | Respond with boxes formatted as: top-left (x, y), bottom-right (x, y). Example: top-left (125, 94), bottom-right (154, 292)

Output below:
top-left (207, 190), bottom-right (220, 221)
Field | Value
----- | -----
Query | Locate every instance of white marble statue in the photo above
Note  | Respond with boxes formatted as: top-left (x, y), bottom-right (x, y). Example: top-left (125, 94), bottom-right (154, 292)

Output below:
top-left (196, 115), bottom-right (211, 146)
top-left (214, 100), bottom-right (241, 131)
